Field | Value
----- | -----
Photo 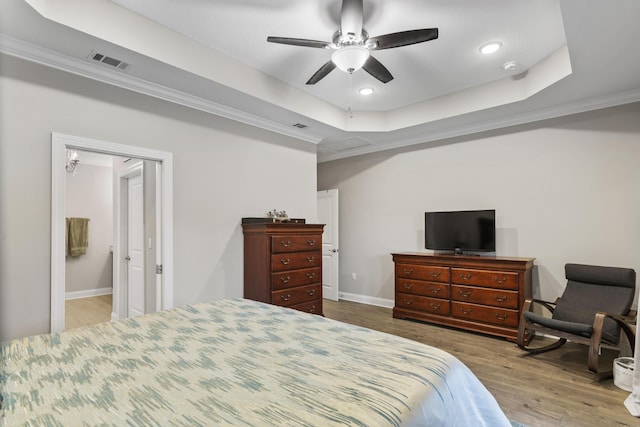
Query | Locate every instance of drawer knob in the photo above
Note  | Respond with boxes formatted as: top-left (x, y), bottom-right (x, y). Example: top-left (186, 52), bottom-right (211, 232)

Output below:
top-left (306, 272), bottom-right (316, 279)
top-left (430, 271), bottom-right (441, 278)
top-left (280, 258), bottom-right (291, 265)
top-left (403, 298), bottom-right (414, 305)
top-left (459, 307), bottom-right (472, 315)
top-left (307, 305), bottom-right (316, 312)
top-left (494, 294), bottom-right (508, 303)
top-left (402, 283), bottom-right (413, 290)
top-left (306, 289), bottom-right (316, 296)
top-left (306, 256), bottom-right (316, 262)
top-left (430, 303), bottom-right (441, 310)
top-left (280, 276), bottom-right (291, 284)
top-left (429, 286), bottom-right (441, 294)
top-left (459, 273), bottom-right (472, 280)
top-left (493, 276), bottom-right (508, 285)
top-left (459, 290), bottom-right (472, 298)
top-left (280, 294), bottom-right (291, 301)
top-left (307, 240), bottom-right (316, 246)
top-left (280, 240), bottom-right (292, 247)
top-left (402, 268), bottom-right (414, 275)
top-left (494, 313), bottom-right (509, 321)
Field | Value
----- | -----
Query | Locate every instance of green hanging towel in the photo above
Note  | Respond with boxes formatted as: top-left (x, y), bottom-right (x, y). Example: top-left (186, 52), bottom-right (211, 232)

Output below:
top-left (67, 217), bottom-right (89, 256)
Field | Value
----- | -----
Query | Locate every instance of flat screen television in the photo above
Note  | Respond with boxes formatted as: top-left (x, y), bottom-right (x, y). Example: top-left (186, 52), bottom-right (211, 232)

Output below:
top-left (425, 209), bottom-right (495, 254)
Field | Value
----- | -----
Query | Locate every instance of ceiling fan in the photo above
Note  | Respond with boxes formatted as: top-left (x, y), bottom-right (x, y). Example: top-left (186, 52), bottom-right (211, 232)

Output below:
top-left (267, 0), bottom-right (438, 85)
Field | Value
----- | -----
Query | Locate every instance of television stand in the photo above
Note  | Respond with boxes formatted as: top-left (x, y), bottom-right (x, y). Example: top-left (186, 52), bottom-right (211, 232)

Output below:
top-left (392, 252), bottom-right (534, 341)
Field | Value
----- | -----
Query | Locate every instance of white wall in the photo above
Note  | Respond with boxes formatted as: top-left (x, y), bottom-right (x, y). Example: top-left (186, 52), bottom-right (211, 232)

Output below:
top-left (0, 54), bottom-right (318, 341)
top-left (318, 102), bottom-right (640, 305)
top-left (65, 161), bottom-right (113, 295)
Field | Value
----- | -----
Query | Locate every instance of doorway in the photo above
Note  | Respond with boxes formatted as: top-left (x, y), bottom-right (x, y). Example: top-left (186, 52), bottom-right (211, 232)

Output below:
top-left (64, 149), bottom-right (116, 329)
top-left (51, 133), bottom-right (174, 333)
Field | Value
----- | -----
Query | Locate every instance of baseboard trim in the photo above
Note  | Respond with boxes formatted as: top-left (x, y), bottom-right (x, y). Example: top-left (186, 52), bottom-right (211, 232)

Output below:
top-left (65, 287), bottom-right (113, 301)
top-left (338, 292), bottom-right (394, 309)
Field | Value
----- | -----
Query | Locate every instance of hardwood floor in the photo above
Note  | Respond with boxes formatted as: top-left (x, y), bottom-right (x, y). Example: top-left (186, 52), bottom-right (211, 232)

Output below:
top-left (65, 294), bottom-right (112, 330)
top-left (323, 299), bottom-right (635, 427)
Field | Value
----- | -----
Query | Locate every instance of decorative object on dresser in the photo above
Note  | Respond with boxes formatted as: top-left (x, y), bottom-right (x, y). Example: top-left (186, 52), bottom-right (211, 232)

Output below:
top-left (392, 253), bottom-right (535, 341)
top-left (243, 221), bottom-right (324, 315)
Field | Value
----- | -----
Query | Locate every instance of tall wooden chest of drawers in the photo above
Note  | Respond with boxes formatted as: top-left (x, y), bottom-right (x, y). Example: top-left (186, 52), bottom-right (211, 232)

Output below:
top-left (392, 252), bottom-right (534, 341)
top-left (243, 222), bottom-right (325, 315)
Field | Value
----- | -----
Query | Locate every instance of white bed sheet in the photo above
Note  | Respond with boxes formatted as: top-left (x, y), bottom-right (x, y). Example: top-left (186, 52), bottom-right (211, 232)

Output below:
top-left (1, 298), bottom-right (510, 426)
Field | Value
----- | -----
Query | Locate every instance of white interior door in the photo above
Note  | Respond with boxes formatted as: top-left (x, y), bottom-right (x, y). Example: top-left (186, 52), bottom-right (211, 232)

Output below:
top-left (317, 189), bottom-right (339, 301)
top-left (154, 162), bottom-right (163, 312)
top-left (127, 173), bottom-right (145, 317)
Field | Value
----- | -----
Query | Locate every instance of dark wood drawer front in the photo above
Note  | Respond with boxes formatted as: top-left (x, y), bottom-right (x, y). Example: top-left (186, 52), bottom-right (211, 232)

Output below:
top-left (451, 285), bottom-right (519, 309)
top-left (451, 268), bottom-right (519, 290)
top-left (272, 268), bottom-right (321, 291)
top-left (397, 279), bottom-right (450, 298)
top-left (396, 264), bottom-right (449, 282)
top-left (271, 252), bottom-right (321, 272)
top-left (289, 299), bottom-right (323, 315)
top-left (272, 284), bottom-right (321, 307)
top-left (452, 302), bottom-right (518, 328)
top-left (271, 235), bottom-right (321, 253)
top-left (396, 293), bottom-right (450, 316)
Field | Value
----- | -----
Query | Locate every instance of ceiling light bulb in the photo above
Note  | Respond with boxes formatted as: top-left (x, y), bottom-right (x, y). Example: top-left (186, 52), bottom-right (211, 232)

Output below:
top-left (359, 87), bottom-right (374, 96)
top-left (480, 41), bottom-right (502, 55)
top-left (331, 46), bottom-right (370, 73)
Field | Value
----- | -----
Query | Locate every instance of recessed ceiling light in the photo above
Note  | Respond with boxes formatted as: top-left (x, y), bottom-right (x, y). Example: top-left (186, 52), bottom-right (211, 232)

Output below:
top-left (479, 41), bottom-right (502, 55)
top-left (359, 87), bottom-right (374, 96)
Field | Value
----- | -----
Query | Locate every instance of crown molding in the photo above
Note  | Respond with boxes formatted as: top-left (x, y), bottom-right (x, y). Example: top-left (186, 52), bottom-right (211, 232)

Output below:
top-left (0, 34), bottom-right (323, 145)
top-left (3, 34), bottom-right (639, 164)
top-left (317, 89), bottom-right (640, 162)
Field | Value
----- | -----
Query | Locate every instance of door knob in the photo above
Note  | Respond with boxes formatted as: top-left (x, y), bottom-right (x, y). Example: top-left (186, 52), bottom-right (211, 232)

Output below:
top-left (331, 249), bottom-right (339, 253)
top-left (125, 256), bottom-right (131, 261)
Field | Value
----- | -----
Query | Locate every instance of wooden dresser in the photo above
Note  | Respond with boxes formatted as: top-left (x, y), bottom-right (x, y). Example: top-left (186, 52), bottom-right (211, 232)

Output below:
top-left (243, 222), bottom-right (324, 315)
top-left (392, 252), bottom-right (534, 341)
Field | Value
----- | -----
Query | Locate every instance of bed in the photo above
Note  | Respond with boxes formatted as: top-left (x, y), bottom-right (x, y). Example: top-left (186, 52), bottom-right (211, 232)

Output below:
top-left (1, 298), bottom-right (510, 426)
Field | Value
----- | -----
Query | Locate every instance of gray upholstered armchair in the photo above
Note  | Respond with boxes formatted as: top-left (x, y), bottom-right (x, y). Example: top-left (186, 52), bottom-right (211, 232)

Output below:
top-left (517, 263), bottom-right (636, 376)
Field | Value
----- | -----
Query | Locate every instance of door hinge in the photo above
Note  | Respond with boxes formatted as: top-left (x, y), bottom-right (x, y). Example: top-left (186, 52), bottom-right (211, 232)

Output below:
top-left (156, 264), bottom-right (163, 274)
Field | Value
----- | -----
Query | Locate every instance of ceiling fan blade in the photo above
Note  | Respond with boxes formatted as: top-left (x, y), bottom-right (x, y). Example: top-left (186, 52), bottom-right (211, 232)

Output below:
top-left (306, 61), bottom-right (337, 85)
top-left (369, 28), bottom-right (439, 50)
top-left (267, 36), bottom-right (331, 49)
top-left (340, 0), bottom-right (363, 40)
top-left (362, 56), bottom-right (393, 83)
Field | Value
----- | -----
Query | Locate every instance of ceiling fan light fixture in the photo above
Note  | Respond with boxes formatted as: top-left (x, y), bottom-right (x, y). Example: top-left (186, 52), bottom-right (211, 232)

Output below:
top-left (479, 41), bottom-right (502, 55)
top-left (331, 45), bottom-right (370, 73)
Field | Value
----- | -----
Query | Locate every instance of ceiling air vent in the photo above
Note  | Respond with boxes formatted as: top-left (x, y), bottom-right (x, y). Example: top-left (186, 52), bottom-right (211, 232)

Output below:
top-left (292, 123), bottom-right (308, 129)
top-left (89, 51), bottom-right (131, 71)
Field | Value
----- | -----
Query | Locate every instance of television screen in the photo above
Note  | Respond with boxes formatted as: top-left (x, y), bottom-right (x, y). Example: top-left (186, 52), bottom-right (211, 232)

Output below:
top-left (425, 210), bottom-right (495, 253)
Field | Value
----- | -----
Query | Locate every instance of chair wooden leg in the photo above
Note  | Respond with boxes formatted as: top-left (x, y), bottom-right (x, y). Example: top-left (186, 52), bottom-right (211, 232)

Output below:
top-left (588, 313), bottom-right (606, 373)
top-left (516, 300), bottom-right (532, 349)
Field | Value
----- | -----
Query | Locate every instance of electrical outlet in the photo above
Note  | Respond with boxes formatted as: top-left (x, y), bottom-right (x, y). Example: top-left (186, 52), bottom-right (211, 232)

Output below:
top-left (351, 272), bottom-right (357, 280)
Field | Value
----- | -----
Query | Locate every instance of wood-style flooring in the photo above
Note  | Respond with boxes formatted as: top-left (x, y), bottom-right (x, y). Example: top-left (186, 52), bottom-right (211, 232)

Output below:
top-left (65, 294), bottom-right (112, 330)
top-left (323, 299), bottom-right (635, 427)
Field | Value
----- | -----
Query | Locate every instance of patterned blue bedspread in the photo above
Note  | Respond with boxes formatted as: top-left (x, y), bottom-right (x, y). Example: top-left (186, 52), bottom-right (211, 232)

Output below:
top-left (1, 299), bottom-right (510, 426)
